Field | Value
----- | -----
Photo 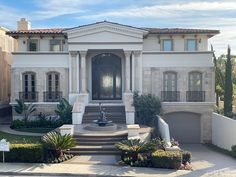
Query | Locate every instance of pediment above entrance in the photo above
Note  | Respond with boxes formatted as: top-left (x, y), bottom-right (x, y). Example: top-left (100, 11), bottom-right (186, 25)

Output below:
top-left (64, 21), bottom-right (148, 43)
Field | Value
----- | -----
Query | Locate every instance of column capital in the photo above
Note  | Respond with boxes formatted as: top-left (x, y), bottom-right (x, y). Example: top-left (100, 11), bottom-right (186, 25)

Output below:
top-left (124, 50), bottom-right (132, 58)
top-left (70, 51), bottom-right (78, 57)
top-left (133, 50), bottom-right (142, 57)
top-left (79, 50), bottom-right (87, 58)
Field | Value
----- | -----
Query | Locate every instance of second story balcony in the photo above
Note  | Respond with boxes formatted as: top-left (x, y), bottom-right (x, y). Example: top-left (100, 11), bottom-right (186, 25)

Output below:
top-left (19, 92), bottom-right (38, 102)
top-left (161, 91), bottom-right (180, 102)
top-left (186, 91), bottom-right (205, 102)
top-left (43, 91), bottom-right (62, 102)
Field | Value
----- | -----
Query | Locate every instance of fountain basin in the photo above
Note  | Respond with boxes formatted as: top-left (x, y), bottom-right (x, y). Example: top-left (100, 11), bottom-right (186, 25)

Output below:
top-left (84, 123), bottom-right (118, 131)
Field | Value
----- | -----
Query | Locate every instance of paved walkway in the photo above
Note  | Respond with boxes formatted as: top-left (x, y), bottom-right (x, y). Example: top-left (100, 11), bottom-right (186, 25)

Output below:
top-left (0, 144), bottom-right (235, 176)
top-left (0, 125), bottom-right (44, 136)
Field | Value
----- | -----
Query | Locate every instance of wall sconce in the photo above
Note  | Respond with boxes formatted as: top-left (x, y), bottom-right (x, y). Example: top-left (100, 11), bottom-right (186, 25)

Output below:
top-left (52, 36), bottom-right (55, 39)
top-left (198, 38), bottom-right (201, 43)
top-left (23, 40), bottom-right (26, 44)
top-left (62, 40), bottom-right (65, 44)
top-left (182, 35), bottom-right (185, 39)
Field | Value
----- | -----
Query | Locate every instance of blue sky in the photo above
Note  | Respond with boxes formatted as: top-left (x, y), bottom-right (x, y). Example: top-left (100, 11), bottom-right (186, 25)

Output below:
top-left (0, 0), bottom-right (235, 56)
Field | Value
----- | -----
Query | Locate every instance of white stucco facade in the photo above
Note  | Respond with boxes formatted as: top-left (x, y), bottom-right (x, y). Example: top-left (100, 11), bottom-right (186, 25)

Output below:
top-left (7, 21), bottom-right (219, 143)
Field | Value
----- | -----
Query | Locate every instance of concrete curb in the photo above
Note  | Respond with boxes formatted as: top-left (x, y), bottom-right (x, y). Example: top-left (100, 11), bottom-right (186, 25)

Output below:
top-left (0, 171), bottom-right (133, 177)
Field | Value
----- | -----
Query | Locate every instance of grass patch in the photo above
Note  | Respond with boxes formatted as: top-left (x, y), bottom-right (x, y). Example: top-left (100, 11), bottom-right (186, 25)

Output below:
top-left (205, 143), bottom-right (235, 158)
top-left (0, 131), bottom-right (41, 144)
top-left (15, 127), bottom-right (54, 133)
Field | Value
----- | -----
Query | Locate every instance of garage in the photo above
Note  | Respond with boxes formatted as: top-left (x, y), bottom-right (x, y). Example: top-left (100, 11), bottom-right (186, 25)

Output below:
top-left (164, 112), bottom-right (201, 143)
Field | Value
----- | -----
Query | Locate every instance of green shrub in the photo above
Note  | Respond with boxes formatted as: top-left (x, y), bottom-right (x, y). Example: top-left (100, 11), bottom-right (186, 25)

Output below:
top-left (55, 98), bottom-right (72, 124)
top-left (151, 150), bottom-right (182, 169)
top-left (181, 150), bottom-right (191, 165)
top-left (0, 144), bottom-right (44, 163)
top-left (10, 119), bottom-right (63, 129)
top-left (122, 153), bottom-right (150, 167)
top-left (231, 145), bottom-right (236, 157)
top-left (14, 99), bottom-right (37, 123)
top-left (133, 92), bottom-right (161, 126)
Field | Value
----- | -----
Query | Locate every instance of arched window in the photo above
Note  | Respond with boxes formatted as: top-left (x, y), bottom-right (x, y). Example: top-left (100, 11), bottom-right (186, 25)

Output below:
top-left (45, 72), bottom-right (61, 102)
top-left (21, 72), bottom-right (37, 102)
top-left (187, 71), bottom-right (205, 102)
top-left (162, 72), bottom-right (179, 101)
top-left (189, 72), bottom-right (202, 91)
top-left (163, 72), bottom-right (177, 91)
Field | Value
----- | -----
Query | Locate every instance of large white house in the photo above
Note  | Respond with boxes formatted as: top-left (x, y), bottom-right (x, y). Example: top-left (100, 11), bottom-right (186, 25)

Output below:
top-left (7, 18), bottom-right (219, 144)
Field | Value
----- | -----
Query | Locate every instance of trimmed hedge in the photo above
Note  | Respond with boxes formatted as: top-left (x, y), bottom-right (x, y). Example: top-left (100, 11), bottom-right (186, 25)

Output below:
top-left (231, 145), bottom-right (236, 158)
top-left (0, 144), bottom-right (44, 163)
top-left (151, 150), bottom-right (182, 169)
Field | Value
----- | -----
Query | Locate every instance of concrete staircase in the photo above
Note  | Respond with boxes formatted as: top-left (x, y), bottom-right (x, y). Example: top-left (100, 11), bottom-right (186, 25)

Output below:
top-left (68, 133), bottom-right (127, 155)
top-left (82, 105), bottom-right (126, 124)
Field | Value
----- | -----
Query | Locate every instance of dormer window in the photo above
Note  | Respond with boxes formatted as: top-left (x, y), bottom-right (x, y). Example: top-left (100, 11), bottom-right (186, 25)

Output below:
top-left (186, 39), bottom-right (197, 51)
top-left (27, 39), bottom-right (39, 51)
top-left (50, 39), bottom-right (63, 51)
top-left (162, 39), bottom-right (173, 51)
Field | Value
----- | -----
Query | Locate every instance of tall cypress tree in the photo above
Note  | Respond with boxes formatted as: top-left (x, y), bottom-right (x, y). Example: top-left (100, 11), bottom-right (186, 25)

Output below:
top-left (224, 45), bottom-right (233, 117)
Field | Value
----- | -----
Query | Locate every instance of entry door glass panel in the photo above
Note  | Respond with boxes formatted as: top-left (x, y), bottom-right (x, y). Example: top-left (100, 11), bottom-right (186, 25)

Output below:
top-left (92, 53), bottom-right (122, 100)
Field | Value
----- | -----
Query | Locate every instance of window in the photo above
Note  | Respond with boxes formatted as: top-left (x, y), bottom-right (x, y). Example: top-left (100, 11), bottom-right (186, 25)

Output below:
top-left (50, 39), bottom-right (62, 51)
top-left (47, 72), bottom-right (60, 92)
top-left (162, 39), bottom-right (173, 51)
top-left (189, 72), bottom-right (202, 91)
top-left (45, 72), bottom-right (61, 102)
top-left (163, 72), bottom-right (177, 91)
top-left (27, 39), bottom-right (39, 51)
top-left (21, 72), bottom-right (37, 101)
top-left (186, 39), bottom-right (197, 51)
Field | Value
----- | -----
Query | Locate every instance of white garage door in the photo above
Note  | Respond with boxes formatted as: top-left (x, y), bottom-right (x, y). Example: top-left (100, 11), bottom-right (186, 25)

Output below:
top-left (164, 112), bottom-right (201, 143)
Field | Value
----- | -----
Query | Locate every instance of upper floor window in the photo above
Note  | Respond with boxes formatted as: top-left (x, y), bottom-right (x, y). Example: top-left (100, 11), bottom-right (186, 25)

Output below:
top-left (27, 39), bottom-right (39, 51)
top-left (189, 72), bottom-right (202, 91)
top-left (186, 39), bottom-right (197, 51)
top-left (50, 39), bottom-right (63, 51)
top-left (163, 72), bottom-right (177, 91)
top-left (162, 39), bottom-right (173, 51)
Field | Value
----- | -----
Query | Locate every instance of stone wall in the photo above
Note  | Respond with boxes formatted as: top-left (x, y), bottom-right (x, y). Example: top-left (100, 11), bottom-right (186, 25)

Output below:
top-left (142, 66), bottom-right (215, 102)
top-left (11, 67), bottom-right (69, 102)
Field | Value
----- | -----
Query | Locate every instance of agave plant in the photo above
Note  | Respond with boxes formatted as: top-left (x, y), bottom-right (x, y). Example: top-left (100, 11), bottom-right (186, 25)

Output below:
top-left (115, 139), bottom-right (158, 154)
top-left (55, 98), bottom-right (72, 124)
top-left (14, 99), bottom-right (37, 123)
top-left (42, 131), bottom-right (76, 157)
top-left (115, 139), bottom-right (158, 163)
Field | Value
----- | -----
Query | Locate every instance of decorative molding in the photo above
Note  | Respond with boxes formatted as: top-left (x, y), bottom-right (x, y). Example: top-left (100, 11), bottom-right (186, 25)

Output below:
top-left (12, 52), bottom-right (69, 55)
top-left (142, 51), bottom-right (213, 54)
top-left (70, 51), bottom-right (77, 57)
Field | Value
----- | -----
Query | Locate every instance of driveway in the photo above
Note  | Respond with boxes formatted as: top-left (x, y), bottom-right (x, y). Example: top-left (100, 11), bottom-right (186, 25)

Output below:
top-left (180, 144), bottom-right (236, 176)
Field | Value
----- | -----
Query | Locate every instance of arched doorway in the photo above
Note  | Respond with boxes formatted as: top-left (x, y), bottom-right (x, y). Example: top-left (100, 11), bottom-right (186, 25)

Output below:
top-left (92, 53), bottom-right (122, 100)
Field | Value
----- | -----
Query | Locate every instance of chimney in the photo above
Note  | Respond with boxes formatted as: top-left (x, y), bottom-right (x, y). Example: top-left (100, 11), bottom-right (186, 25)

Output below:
top-left (17, 18), bottom-right (31, 30)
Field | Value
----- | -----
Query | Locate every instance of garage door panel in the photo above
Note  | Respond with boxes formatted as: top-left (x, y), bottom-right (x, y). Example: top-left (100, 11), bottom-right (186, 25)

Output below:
top-left (165, 112), bottom-right (201, 143)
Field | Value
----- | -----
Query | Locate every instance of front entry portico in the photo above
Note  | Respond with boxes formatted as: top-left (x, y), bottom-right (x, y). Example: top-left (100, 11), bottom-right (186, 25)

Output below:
top-left (92, 53), bottom-right (122, 100)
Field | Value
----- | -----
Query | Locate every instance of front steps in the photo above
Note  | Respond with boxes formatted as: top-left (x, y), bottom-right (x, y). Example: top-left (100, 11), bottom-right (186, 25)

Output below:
top-left (82, 105), bottom-right (126, 124)
top-left (68, 133), bottom-right (127, 155)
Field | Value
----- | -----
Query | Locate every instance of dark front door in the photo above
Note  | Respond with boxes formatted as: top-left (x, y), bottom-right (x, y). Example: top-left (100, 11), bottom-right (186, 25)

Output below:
top-left (92, 53), bottom-right (122, 100)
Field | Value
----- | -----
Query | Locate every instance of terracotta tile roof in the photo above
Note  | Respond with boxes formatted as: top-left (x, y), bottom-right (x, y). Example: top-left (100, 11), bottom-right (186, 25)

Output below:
top-left (143, 28), bottom-right (220, 34)
top-left (6, 24), bottom-right (219, 36)
top-left (6, 28), bottom-right (68, 35)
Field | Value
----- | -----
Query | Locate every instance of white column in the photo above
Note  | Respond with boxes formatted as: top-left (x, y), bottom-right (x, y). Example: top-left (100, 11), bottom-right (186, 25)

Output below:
top-left (133, 51), bottom-right (142, 93)
top-left (80, 51), bottom-right (87, 93)
top-left (76, 53), bottom-right (80, 93)
top-left (69, 52), bottom-right (72, 93)
top-left (124, 51), bottom-right (131, 93)
top-left (131, 53), bottom-right (135, 92)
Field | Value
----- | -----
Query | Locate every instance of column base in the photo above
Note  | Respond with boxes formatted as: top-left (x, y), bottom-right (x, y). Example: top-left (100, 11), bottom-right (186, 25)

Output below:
top-left (69, 93), bottom-right (79, 105)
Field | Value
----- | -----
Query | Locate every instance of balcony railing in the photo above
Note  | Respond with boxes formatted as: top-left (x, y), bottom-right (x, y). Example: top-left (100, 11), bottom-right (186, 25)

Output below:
top-left (19, 92), bottom-right (38, 102)
top-left (186, 91), bottom-right (205, 102)
top-left (161, 91), bottom-right (180, 102)
top-left (44, 91), bottom-right (62, 102)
